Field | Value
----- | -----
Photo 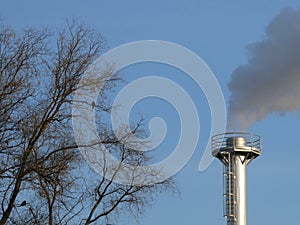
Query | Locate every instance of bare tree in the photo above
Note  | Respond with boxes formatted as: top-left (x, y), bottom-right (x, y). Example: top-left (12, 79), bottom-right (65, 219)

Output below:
top-left (0, 21), bottom-right (174, 225)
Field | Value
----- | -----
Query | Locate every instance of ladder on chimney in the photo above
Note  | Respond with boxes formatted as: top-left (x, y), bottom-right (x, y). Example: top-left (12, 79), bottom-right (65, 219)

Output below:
top-left (223, 154), bottom-right (236, 224)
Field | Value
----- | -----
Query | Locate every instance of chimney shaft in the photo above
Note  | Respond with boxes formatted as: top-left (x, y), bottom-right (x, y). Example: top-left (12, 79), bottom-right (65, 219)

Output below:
top-left (212, 133), bottom-right (261, 225)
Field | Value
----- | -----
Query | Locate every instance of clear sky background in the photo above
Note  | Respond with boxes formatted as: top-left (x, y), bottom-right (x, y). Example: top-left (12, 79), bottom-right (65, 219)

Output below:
top-left (1, 1), bottom-right (300, 225)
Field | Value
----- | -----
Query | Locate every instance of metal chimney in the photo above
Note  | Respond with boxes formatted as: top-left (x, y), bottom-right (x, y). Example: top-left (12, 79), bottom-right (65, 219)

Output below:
top-left (212, 133), bottom-right (261, 225)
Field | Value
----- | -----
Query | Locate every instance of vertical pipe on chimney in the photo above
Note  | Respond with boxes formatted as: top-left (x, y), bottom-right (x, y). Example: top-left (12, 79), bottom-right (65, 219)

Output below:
top-left (235, 155), bottom-right (247, 225)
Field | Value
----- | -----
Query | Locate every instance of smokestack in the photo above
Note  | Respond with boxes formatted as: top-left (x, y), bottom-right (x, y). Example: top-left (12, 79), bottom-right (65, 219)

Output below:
top-left (212, 133), bottom-right (261, 225)
top-left (228, 8), bottom-right (300, 130)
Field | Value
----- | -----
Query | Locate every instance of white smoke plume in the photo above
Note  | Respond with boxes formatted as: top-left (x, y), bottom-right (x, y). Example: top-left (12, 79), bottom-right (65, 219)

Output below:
top-left (228, 8), bottom-right (300, 131)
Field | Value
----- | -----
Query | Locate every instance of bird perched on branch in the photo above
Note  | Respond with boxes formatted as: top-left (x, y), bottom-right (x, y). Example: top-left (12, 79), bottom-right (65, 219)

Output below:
top-left (19, 200), bottom-right (26, 207)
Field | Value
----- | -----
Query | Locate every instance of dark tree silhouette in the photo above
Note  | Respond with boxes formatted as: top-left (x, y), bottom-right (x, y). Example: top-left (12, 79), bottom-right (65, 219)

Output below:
top-left (0, 21), bottom-right (174, 225)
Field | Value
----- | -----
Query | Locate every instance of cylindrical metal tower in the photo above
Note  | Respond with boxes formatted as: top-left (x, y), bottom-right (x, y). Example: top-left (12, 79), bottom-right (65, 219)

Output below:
top-left (212, 133), bottom-right (261, 225)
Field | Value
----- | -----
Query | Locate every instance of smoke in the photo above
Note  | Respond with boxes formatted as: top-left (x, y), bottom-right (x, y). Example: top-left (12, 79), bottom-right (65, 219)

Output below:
top-left (228, 8), bottom-right (300, 131)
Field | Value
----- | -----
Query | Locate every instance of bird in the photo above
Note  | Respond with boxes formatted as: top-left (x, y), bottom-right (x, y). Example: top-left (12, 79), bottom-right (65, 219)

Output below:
top-left (19, 200), bottom-right (26, 207)
top-left (91, 101), bottom-right (96, 109)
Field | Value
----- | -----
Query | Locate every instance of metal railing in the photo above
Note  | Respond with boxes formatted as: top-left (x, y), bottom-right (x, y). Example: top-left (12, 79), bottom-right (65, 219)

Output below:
top-left (211, 132), bottom-right (262, 154)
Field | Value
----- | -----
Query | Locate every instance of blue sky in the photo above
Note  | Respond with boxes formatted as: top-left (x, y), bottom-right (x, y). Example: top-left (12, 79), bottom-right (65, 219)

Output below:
top-left (1, 1), bottom-right (300, 225)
